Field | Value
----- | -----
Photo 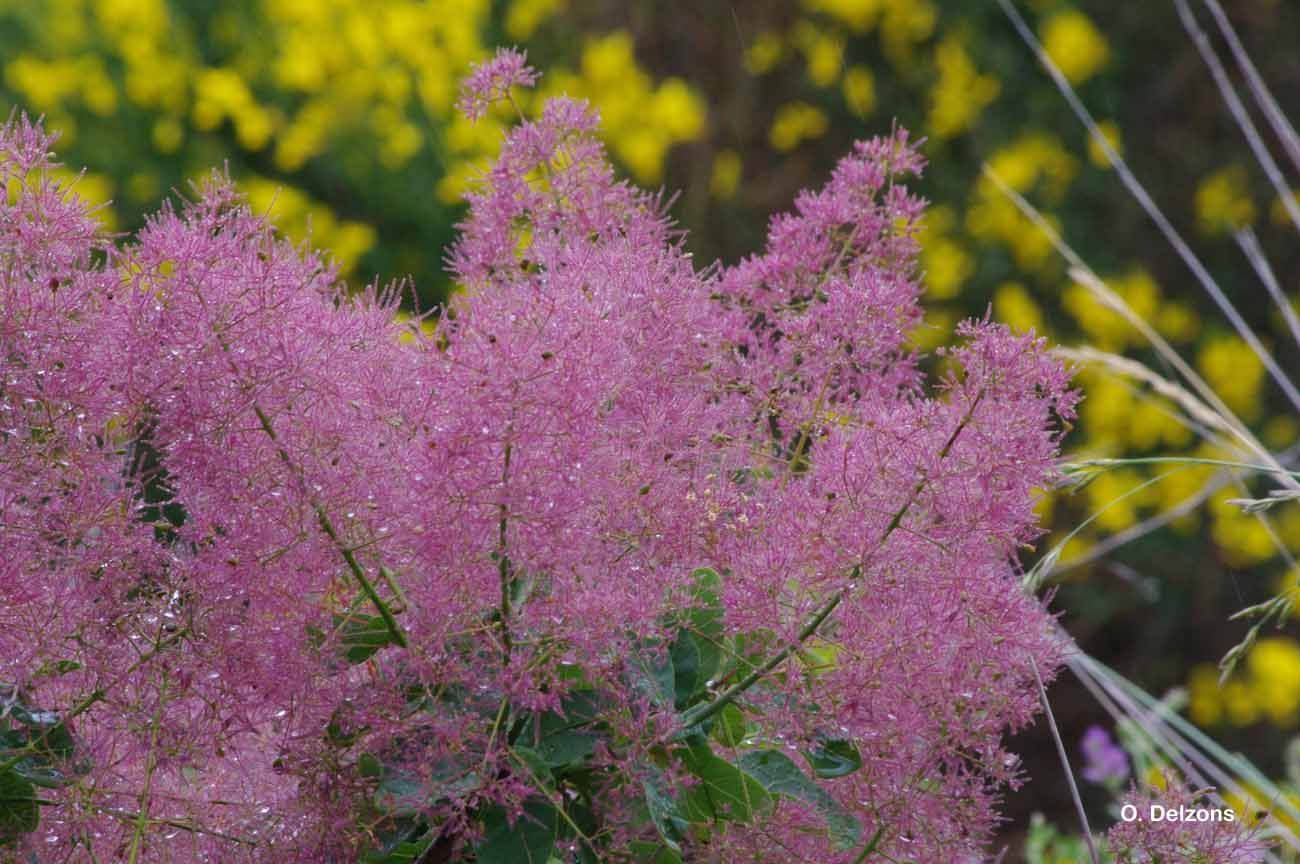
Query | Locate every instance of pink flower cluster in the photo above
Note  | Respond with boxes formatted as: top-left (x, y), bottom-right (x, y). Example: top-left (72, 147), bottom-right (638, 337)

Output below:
top-left (1107, 777), bottom-right (1272, 863)
top-left (3, 51), bottom-right (1081, 861)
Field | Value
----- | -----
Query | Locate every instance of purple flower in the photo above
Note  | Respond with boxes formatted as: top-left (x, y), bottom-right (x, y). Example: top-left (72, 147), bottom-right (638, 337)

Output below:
top-left (456, 47), bottom-right (539, 121)
top-left (0, 42), bottom-right (1079, 859)
top-left (1080, 724), bottom-right (1130, 785)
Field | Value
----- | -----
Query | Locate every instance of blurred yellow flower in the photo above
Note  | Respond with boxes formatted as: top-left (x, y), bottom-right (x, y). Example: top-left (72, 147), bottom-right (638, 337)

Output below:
top-left (1087, 119), bottom-right (1122, 168)
top-left (241, 177), bottom-right (376, 277)
top-left (842, 65), bottom-right (876, 116)
top-left (745, 31), bottom-right (785, 75)
top-left (1196, 166), bottom-right (1256, 235)
top-left (1272, 188), bottom-right (1300, 224)
top-left (795, 24), bottom-right (845, 88)
top-left (1189, 664), bottom-right (1223, 727)
top-left (879, 0), bottom-right (936, 65)
top-left (994, 281), bottom-right (1045, 335)
top-left (919, 205), bottom-right (973, 300)
top-left (802, 0), bottom-right (881, 34)
top-left (1209, 487), bottom-right (1276, 566)
top-left (769, 102), bottom-right (829, 152)
top-left (1198, 334), bottom-right (1265, 421)
top-left (1040, 9), bottom-right (1110, 84)
top-left (505, 0), bottom-right (566, 40)
top-left (927, 36), bottom-right (1000, 139)
top-left (710, 149), bottom-right (742, 200)
top-left (909, 307), bottom-right (957, 352)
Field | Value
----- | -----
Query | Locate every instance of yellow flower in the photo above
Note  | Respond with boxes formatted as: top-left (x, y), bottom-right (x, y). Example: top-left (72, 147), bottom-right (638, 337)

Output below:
top-left (710, 149), bottom-right (742, 201)
top-left (1247, 637), bottom-right (1300, 725)
top-left (151, 116), bottom-right (184, 154)
top-left (841, 65), bottom-right (876, 116)
top-left (1062, 269), bottom-right (1160, 351)
top-left (240, 177), bottom-right (375, 277)
top-left (1086, 467), bottom-right (1154, 532)
top-left (879, 0), bottom-right (937, 65)
top-left (1188, 664), bottom-right (1223, 727)
top-left (994, 282), bottom-right (1045, 335)
top-left (505, 0), bottom-right (566, 40)
top-left (1265, 416), bottom-right (1299, 450)
top-left (745, 31), bottom-right (785, 75)
top-left (918, 206), bottom-right (973, 300)
top-left (1272, 188), bottom-right (1300, 225)
top-left (909, 307), bottom-right (956, 352)
top-left (802, 30), bottom-right (845, 88)
top-left (1198, 334), bottom-right (1264, 421)
top-left (48, 168), bottom-right (116, 231)
top-left (1040, 9), bottom-right (1110, 84)
top-left (651, 79), bottom-right (705, 140)
top-left (1087, 119), bottom-right (1122, 168)
top-left (927, 36), bottom-right (1000, 139)
top-left (1196, 166), bottom-right (1256, 235)
top-left (1209, 488), bottom-right (1276, 566)
top-left (802, 0), bottom-right (881, 33)
top-left (769, 102), bottom-right (829, 152)
top-left (1155, 301), bottom-right (1200, 343)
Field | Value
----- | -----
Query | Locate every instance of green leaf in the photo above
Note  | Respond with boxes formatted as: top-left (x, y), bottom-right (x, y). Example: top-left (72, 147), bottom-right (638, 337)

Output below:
top-left (628, 842), bottom-right (683, 864)
top-left (31, 660), bottom-right (80, 680)
top-left (338, 613), bottom-right (403, 663)
top-left (0, 767), bottom-right (38, 843)
top-left (475, 799), bottom-right (558, 864)
top-left (361, 828), bottom-right (435, 864)
top-left (711, 704), bottom-right (747, 748)
top-left (805, 738), bottom-right (862, 779)
top-left (11, 706), bottom-right (75, 759)
top-left (630, 645), bottom-right (675, 708)
top-left (509, 571), bottom-right (538, 608)
top-left (374, 776), bottom-right (423, 817)
top-left (670, 631), bottom-right (716, 710)
top-left (358, 753), bottom-right (384, 778)
top-left (534, 730), bottom-right (598, 768)
top-left (641, 771), bottom-right (687, 852)
top-left (678, 742), bottom-right (770, 823)
top-left (738, 749), bottom-right (862, 849)
top-left (684, 570), bottom-right (724, 642)
top-left (509, 746), bottom-right (554, 787)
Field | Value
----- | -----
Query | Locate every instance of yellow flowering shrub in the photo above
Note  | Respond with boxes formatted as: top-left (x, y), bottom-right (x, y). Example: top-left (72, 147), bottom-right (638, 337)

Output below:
top-left (0, 0), bottom-right (705, 292)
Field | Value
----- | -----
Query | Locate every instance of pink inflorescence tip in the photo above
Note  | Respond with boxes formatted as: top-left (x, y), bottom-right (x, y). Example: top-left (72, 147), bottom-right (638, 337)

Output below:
top-left (457, 47), bottom-right (539, 122)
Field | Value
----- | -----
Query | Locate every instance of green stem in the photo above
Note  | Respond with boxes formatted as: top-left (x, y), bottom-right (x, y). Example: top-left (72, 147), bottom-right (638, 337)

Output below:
top-left (678, 591), bottom-right (843, 731)
top-left (126, 680), bottom-right (166, 864)
top-left (852, 826), bottom-right (885, 863)
top-left (498, 440), bottom-right (513, 664)
top-left (675, 389), bottom-right (985, 735)
top-left (251, 403), bottom-right (406, 650)
top-left (200, 299), bottom-right (406, 651)
top-left (1066, 455), bottom-right (1296, 477)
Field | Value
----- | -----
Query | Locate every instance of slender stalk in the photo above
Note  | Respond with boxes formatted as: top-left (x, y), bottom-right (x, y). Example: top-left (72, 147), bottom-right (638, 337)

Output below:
top-left (1067, 456), bottom-right (1300, 478)
top-left (852, 827), bottom-right (885, 864)
top-left (126, 681), bottom-right (167, 864)
top-left (1201, 0), bottom-right (1300, 179)
top-left (1175, 0), bottom-right (1300, 236)
top-left (498, 440), bottom-right (514, 664)
top-left (995, 0), bottom-right (1300, 419)
top-left (1030, 657), bottom-right (1101, 864)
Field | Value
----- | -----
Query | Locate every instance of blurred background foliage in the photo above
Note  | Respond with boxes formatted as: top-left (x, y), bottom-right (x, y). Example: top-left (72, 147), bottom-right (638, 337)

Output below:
top-left (6, 0), bottom-right (1300, 855)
